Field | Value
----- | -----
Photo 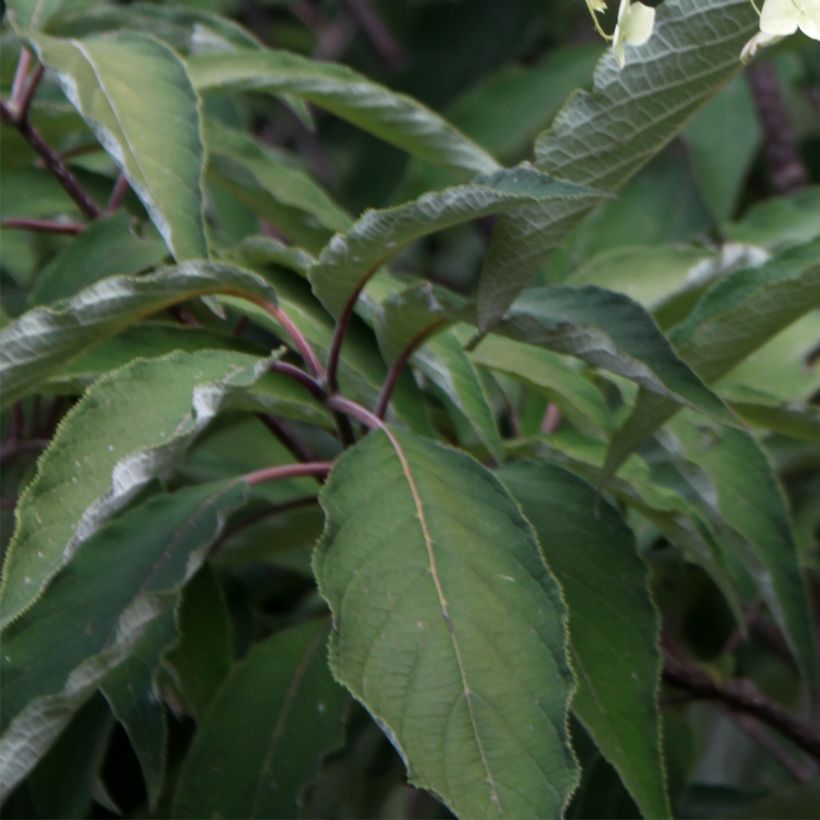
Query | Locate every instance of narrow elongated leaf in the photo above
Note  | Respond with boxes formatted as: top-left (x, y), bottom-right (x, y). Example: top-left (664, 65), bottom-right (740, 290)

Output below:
top-left (100, 610), bottom-right (176, 809)
top-left (28, 31), bottom-right (207, 260)
top-left (187, 48), bottom-right (498, 175)
top-left (491, 285), bottom-right (733, 425)
top-left (0, 261), bottom-right (275, 407)
top-left (500, 463), bottom-right (669, 820)
top-left (606, 239), bottom-right (820, 474)
top-left (470, 336), bottom-right (612, 434)
top-left (309, 165), bottom-right (603, 317)
top-left (314, 428), bottom-right (579, 818)
top-left (476, 0), bottom-right (758, 329)
top-left (0, 480), bottom-right (248, 793)
top-left (0, 350), bottom-right (270, 628)
top-left (172, 620), bottom-right (346, 819)
top-left (670, 418), bottom-right (817, 686)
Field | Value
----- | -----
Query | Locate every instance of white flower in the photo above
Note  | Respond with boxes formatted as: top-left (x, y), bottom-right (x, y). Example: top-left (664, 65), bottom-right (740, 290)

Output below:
top-left (612, 0), bottom-right (656, 68)
top-left (586, 0), bottom-right (608, 13)
top-left (759, 0), bottom-right (820, 39)
top-left (740, 29), bottom-right (784, 63)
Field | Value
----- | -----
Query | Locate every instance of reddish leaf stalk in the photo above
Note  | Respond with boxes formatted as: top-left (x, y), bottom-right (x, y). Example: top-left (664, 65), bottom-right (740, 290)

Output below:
top-left (243, 461), bottom-right (331, 486)
top-left (1, 217), bottom-right (86, 235)
top-left (376, 320), bottom-right (446, 420)
top-left (259, 301), bottom-right (324, 379)
top-left (106, 172), bottom-right (130, 212)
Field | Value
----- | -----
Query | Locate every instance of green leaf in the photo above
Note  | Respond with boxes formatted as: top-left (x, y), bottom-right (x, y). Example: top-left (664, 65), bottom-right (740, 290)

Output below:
top-left (500, 462), bottom-right (669, 820)
top-left (0, 261), bottom-right (276, 407)
top-left (309, 165), bottom-right (603, 318)
top-left (0, 480), bottom-right (248, 794)
top-left (172, 620), bottom-right (347, 819)
top-left (314, 428), bottom-right (579, 818)
top-left (29, 31), bottom-right (208, 260)
top-left (606, 238), bottom-right (820, 475)
top-left (475, 0), bottom-right (758, 329)
top-left (470, 336), bottom-right (612, 435)
top-left (6, 0), bottom-right (68, 31)
top-left (187, 48), bottom-right (499, 176)
top-left (491, 285), bottom-right (733, 425)
top-left (669, 418), bottom-right (817, 686)
top-left (163, 566), bottom-right (233, 719)
top-left (29, 212), bottom-right (168, 306)
top-left (228, 235), bottom-right (314, 278)
top-left (100, 610), bottom-right (176, 810)
top-left (0, 349), bottom-right (270, 628)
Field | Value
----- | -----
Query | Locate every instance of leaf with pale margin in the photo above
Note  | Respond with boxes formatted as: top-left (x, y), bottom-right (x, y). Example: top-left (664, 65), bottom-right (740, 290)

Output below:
top-left (606, 238), bottom-right (820, 475)
top-left (172, 620), bottom-right (346, 818)
top-left (314, 428), bottom-right (579, 818)
top-left (0, 480), bottom-right (247, 794)
top-left (476, 0), bottom-right (758, 330)
top-left (28, 31), bottom-right (207, 260)
top-left (309, 165), bottom-right (603, 317)
top-left (187, 48), bottom-right (498, 175)
top-left (0, 350), bottom-right (271, 628)
top-left (489, 285), bottom-right (734, 425)
top-left (668, 417), bottom-right (817, 686)
top-left (6, 0), bottom-right (68, 31)
top-left (0, 261), bottom-right (276, 408)
top-left (500, 462), bottom-right (669, 820)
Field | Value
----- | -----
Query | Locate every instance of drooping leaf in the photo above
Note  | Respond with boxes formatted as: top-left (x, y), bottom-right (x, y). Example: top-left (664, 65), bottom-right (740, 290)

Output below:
top-left (309, 165), bottom-right (603, 317)
top-left (187, 48), bottom-right (499, 176)
top-left (669, 417), bottom-right (817, 686)
top-left (606, 238), bottom-right (820, 474)
top-left (228, 235), bottom-right (315, 278)
top-left (0, 480), bottom-right (248, 793)
top-left (500, 462), bottom-right (669, 820)
top-left (6, 0), bottom-right (68, 31)
top-left (100, 609), bottom-right (176, 810)
top-left (314, 428), bottom-right (579, 818)
top-left (163, 566), bottom-right (233, 720)
top-left (172, 620), bottom-right (347, 819)
top-left (0, 350), bottom-right (270, 628)
top-left (475, 0), bottom-right (758, 329)
top-left (490, 285), bottom-right (734, 425)
top-left (28, 31), bottom-right (208, 260)
top-left (0, 261), bottom-right (276, 407)
top-left (29, 212), bottom-right (168, 306)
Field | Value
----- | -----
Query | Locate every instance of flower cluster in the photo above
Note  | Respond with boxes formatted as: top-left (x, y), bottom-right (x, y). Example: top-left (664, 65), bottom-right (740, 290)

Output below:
top-left (585, 0), bottom-right (820, 69)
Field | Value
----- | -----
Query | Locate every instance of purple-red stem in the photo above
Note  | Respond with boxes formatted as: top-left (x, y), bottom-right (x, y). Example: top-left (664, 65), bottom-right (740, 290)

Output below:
top-left (327, 394), bottom-right (383, 431)
top-left (10, 49), bottom-right (32, 108)
top-left (259, 301), bottom-right (324, 379)
top-left (1, 217), bottom-right (85, 235)
top-left (17, 63), bottom-right (44, 123)
top-left (326, 274), bottom-right (375, 393)
top-left (376, 320), bottom-right (446, 420)
top-left (269, 361), bottom-right (327, 402)
top-left (107, 173), bottom-right (130, 212)
top-left (243, 461), bottom-right (331, 486)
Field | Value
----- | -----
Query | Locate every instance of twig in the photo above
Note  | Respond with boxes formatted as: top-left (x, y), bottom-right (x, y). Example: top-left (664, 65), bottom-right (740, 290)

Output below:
top-left (376, 321), bottom-right (445, 419)
top-left (17, 63), bottom-right (44, 123)
top-left (243, 461), bottom-right (331, 486)
top-left (663, 656), bottom-right (820, 763)
top-left (1, 99), bottom-right (102, 219)
top-left (106, 172), bottom-right (130, 212)
top-left (257, 414), bottom-right (317, 464)
top-left (747, 61), bottom-right (808, 195)
top-left (10, 49), bottom-right (32, 109)
top-left (1, 217), bottom-right (85, 235)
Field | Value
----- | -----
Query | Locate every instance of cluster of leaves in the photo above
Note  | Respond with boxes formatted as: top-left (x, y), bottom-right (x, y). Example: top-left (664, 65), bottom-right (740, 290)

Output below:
top-left (1, 0), bottom-right (819, 817)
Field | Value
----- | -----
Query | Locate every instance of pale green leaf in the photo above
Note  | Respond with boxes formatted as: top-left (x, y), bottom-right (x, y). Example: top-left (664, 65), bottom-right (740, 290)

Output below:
top-left (723, 187), bottom-right (820, 250)
top-left (29, 31), bottom-right (208, 260)
top-left (309, 165), bottom-right (603, 318)
top-left (500, 462), bottom-right (669, 820)
top-left (0, 261), bottom-right (276, 408)
top-left (606, 238), bottom-right (820, 474)
top-left (0, 480), bottom-right (248, 794)
top-left (476, 0), bottom-right (758, 330)
top-left (0, 350), bottom-right (271, 628)
top-left (7, 0), bottom-right (67, 31)
top-left (172, 620), bottom-right (347, 819)
top-left (491, 285), bottom-right (734, 425)
top-left (314, 428), bottom-right (579, 818)
top-left (187, 48), bottom-right (499, 176)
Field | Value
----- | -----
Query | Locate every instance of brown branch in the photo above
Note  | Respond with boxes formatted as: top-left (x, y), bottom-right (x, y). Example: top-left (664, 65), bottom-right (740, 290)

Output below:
top-left (1, 99), bottom-right (102, 219)
top-left (106, 172), bottom-right (130, 212)
top-left (663, 656), bottom-right (820, 763)
top-left (747, 61), bottom-right (808, 195)
top-left (376, 320), bottom-right (446, 420)
top-left (17, 63), bottom-right (44, 123)
top-left (1, 217), bottom-right (85, 235)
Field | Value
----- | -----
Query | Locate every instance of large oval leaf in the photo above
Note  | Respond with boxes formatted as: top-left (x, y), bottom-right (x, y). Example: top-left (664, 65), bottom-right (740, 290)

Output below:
top-left (314, 428), bottom-right (579, 818)
top-left (29, 31), bottom-right (208, 260)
